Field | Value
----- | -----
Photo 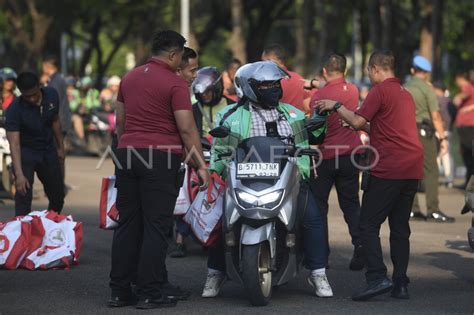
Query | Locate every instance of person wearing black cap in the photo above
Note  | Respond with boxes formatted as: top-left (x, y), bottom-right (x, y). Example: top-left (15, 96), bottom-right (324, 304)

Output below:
top-left (404, 56), bottom-right (454, 223)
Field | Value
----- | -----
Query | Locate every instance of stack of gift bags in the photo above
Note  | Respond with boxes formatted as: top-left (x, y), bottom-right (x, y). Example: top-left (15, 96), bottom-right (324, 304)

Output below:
top-left (0, 210), bottom-right (83, 270)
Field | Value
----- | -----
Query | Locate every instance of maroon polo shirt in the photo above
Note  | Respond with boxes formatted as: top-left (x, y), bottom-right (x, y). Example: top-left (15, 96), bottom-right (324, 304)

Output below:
top-left (117, 58), bottom-right (192, 154)
top-left (356, 77), bottom-right (423, 180)
top-left (455, 83), bottom-right (474, 127)
top-left (280, 68), bottom-right (310, 113)
top-left (311, 77), bottom-right (361, 160)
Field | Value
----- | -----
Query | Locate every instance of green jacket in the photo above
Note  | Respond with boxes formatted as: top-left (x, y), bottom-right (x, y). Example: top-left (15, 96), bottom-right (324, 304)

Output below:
top-left (210, 102), bottom-right (327, 180)
top-left (404, 77), bottom-right (439, 123)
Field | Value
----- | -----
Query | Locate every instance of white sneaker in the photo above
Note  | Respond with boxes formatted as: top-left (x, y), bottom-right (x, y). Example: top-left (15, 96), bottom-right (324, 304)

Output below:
top-left (308, 273), bottom-right (334, 297)
top-left (201, 272), bottom-right (226, 298)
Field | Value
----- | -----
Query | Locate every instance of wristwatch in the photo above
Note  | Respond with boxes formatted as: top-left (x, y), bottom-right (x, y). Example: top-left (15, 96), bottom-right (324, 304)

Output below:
top-left (333, 102), bottom-right (343, 112)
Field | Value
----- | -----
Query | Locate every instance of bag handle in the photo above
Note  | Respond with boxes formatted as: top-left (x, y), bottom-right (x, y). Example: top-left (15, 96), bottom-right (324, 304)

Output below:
top-left (206, 173), bottom-right (226, 203)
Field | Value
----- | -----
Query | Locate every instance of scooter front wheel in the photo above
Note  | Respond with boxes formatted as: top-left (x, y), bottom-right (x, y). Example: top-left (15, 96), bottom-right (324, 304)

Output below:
top-left (241, 242), bottom-right (272, 306)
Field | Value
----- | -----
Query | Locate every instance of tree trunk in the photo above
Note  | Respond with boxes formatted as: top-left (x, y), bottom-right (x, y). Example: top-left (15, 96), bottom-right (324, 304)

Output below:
top-left (294, 0), bottom-right (307, 74)
top-left (419, 3), bottom-right (433, 62)
top-left (380, 0), bottom-right (393, 49)
top-left (367, 0), bottom-right (382, 49)
top-left (352, 2), bottom-right (363, 82)
top-left (314, 0), bottom-right (328, 69)
top-left (431, 0), bottom-right (443, 80)
top-left (228, 0), bottom-right (247, 63)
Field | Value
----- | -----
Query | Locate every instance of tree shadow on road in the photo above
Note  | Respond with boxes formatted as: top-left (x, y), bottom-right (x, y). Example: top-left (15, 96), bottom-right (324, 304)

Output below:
top-left (445, 240), bottom-right (472, 254)
top-left (425, 251), bottom-right (474, 284)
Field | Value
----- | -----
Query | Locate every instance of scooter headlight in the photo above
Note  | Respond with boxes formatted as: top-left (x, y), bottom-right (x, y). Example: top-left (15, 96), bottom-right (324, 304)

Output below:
top-left (235, 189), bottom-right (284, 209)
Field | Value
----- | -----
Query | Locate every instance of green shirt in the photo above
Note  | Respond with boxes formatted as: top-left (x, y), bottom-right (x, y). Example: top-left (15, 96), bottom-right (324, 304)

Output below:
top-left (210, 102), bottom-right (327, 180)
top-left (404, 77), bottom-right (439, 123)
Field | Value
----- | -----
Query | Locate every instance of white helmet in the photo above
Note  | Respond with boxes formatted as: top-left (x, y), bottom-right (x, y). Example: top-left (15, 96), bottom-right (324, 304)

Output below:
top-left (233, 61), bottom-right (289, 107)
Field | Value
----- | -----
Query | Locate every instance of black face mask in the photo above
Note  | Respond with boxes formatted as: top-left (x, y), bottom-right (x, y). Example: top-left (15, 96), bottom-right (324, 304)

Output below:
top-left (257, 86), bottom-right (281, 109)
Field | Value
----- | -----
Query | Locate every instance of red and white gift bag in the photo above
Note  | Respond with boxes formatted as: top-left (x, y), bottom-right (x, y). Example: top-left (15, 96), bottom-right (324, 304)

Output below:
top-left (0, 220), bottom-right (31, 269)
top-left (0, 210), bottom-right (82, 270)
top-left (183, 173), bottom-right (225, 247)
top-left (21, 211), bottom-right (83, 270)
top-left (99, 176), bottom-right (119, 229)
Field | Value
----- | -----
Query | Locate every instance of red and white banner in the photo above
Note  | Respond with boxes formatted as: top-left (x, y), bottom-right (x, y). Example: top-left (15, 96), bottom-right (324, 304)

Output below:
top-left (99, 176), bottom-right (119, 230)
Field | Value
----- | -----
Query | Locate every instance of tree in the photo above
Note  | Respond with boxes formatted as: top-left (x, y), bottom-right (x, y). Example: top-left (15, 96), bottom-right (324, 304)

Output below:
top-left (229, 0), bottom-right (247, 63)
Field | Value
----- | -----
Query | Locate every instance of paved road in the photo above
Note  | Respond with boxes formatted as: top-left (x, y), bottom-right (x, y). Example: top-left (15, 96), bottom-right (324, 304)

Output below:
top-left (0, 156), bottom-right (472, 314)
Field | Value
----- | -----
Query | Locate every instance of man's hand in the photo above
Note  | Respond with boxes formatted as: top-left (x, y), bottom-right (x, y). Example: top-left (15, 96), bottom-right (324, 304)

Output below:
top-left (316, 99), bottom-right (338, 113)
top-left (453, 95), bottom-right (463, 107)
top-left (197, 167), bottom-right (210, 190)
top-left (57, 148), bottom-right (65, 161)
top-left (439, 139), bottom-right (449, 156)
top-left (16, 174), bottom-right (30, 195)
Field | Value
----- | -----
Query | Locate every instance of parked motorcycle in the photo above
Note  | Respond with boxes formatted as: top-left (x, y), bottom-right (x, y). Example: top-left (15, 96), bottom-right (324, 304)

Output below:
top-left (85, 110), bottom-right (114, 156)
top-left (210, 119), bottom-right (321, 306)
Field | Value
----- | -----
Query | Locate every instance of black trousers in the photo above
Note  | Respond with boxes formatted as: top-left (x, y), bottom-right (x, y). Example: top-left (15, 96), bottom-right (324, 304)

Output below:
top-left (109, 149), bottom-right (181, 299)
top-left (310, 155), bottom-right (361, 259)
top-left (458, 126), bottom-right (474, 187)
top-left (360, 175), bottom-right (418, 285)
top-left (15, 149), bottom-right (64, 216)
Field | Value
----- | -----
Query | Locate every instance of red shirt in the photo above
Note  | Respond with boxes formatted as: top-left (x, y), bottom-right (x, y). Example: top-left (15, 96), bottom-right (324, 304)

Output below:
top-left (455, 83), bottom-right (474, 127)
top-left (311, 77), bottom-right (361, 160)
top-left (281, 68), bottom-right (310, 113)
top-left (356, 78), bottom-right (423, 180)
top-left (117, 58), bottom-right (192, 153)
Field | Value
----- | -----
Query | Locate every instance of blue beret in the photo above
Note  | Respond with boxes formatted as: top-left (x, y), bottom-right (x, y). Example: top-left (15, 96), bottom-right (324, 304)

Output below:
top-left (413, 56), bottom-right (432, 72)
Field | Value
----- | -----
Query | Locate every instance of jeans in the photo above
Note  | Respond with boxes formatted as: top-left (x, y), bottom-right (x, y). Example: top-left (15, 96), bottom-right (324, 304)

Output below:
top-left (109, 149), bottom-right (181, 299)
top-left (207, 181), bottom-right (327, 272)
top-left (359, 175), bottom-right (418, 285)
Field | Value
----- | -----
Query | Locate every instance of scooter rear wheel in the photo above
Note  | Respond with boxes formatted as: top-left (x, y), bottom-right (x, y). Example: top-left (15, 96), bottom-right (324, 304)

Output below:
top-left (241, 242), bottom-right (272, 306)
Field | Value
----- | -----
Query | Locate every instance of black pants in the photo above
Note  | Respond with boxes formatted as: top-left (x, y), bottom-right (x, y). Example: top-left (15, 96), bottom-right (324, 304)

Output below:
top-left (360, 175), bottom-right (418, 285)
top-left (458, 126), bottom-right (474, 187)
top-left (310, 155), bottom-right (361, 259)
top-left (15, 149), bottom-right (64, 216)
top-left (109, 149), bottom-right (181, 299)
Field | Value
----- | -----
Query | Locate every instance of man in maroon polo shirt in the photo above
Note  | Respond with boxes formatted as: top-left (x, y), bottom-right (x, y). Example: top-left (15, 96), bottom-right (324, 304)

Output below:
top-left (317, 51), bottom-right (423, 302)
top-left (309, 53), bottom-right (364, 271)
top-left (109, 30), bottom-right (210, 309)
top-left (262, 44), bottom-right (311, 114)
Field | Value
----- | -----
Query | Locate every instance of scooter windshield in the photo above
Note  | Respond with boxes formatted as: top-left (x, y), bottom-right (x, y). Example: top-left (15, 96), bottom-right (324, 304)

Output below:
top-left (235, 136), bottom-right (288, 180)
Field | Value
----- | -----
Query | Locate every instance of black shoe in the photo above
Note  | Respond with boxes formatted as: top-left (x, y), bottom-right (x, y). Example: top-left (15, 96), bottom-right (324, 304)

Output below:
top-left (135, 296), bottom-right (177, 309)
top-left (160, 282), bottom-right (191, 301)
top-left (169, 243), bottom-right (186, 258)
top-left (349, 246), bottom-right (366, 271)
top-left (107, 295), bottom-right (138, 307)
top-left (427, 210), bottom-right (455, 223)
top-left (410, 211), bottom-right (427, 221)
top-left (391, 283), bottom-right (409, 299)
top-left (352, 278), bottom-right (393, 301)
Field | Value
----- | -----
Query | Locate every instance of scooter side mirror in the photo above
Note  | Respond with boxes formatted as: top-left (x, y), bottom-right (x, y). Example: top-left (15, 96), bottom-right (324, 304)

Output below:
top-left (209, 126), bottom-right (231, 138)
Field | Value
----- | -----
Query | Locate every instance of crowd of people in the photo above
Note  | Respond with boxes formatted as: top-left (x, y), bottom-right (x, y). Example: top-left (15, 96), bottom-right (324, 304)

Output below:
top-left (0, 28), bottom-right (472, 309)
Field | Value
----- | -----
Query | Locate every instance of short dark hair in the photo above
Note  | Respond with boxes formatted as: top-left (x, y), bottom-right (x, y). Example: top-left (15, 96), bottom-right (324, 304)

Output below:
top-left (180, 47), bottom-right (198, 68)
top-left (226, 58), bottom-right (242, 70)
top-left (322, 53), bottom-right (346, 74)
top-left (368, 50), bottom-right (395, 72)
top-left (262, 44), bottom-right (286, 63)
top-left (455, 71), bottom-right (469, 80)
top-left (151, 30), bottom-right (186, 55)
top-left (17, 72), bottom-right (39, 91)
top-left (43, 54), bottom-right (60, 69)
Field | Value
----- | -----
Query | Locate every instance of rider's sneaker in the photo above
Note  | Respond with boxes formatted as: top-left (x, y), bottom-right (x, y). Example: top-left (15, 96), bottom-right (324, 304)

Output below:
top-left (308, 273), bottom-right (334, 298)
top-left (201, 272), bottom-right (226, 298)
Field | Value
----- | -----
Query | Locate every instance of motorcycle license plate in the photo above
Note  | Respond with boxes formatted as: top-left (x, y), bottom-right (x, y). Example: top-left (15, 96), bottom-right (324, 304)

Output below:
top-left (236, 163), bottom-right (279, 179)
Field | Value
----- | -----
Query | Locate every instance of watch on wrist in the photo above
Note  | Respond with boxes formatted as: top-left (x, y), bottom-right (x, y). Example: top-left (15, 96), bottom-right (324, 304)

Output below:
top-left (333, 102), bottom-right (342, 112)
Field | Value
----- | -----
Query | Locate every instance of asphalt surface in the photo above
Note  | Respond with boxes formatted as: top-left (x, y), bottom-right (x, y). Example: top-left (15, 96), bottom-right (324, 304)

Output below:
top-left (0, 156), bottom-right (472, 314)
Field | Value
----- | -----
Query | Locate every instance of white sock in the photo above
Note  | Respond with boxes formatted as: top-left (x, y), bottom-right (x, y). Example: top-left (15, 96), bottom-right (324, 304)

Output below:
top-left (311, 268), bottom-right (326, 277)
top-left (208, 268), bottom-right (223, 275)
